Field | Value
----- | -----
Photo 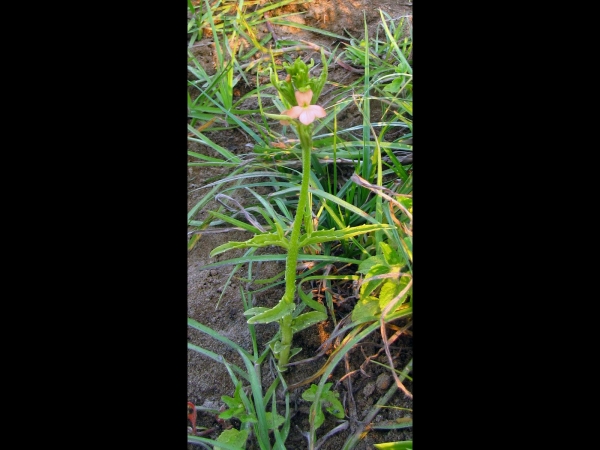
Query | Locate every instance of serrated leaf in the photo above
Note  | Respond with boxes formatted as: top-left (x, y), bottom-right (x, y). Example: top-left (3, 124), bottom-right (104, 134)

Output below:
top-left (299, 224), bottom-right (392, 248)
top-left (291, 311), bottom-right (327, 333)
top-left (351, 295), bottom-right (381, 321)
top-left (379, 275), bottom-right (410, 310)
top-left (247, 298), bottom-right (296, 324)
top-left (209, 232), bottom-right (289, 257)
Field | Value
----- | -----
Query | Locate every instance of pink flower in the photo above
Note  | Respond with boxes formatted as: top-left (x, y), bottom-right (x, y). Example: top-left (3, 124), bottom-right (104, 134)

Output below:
top-left (280, 90), bottom-right (326, 125)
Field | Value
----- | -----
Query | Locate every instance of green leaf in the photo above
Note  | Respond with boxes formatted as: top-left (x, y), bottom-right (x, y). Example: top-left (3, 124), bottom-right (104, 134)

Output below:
top-left (298, 224), bottom-right (392, 248)
top-left (301, 383), bottom-right (323, 402)
top-left (373, 441), bottom-right (413, 450)
top-left (219, 383), bottom-right (246, 419)
top-left (357, 254), bottom-right (387, 274)
top-left (246, 298), bottom-right (296, 324)
top-left (302, 383), bottom-right (344, 430)
top-left (220, 394), bottom-right (241, 409)
top-left (323, 393), bottom-right (345, 419)
top-left (265, 411), bottom-right (285, 430)
top-left (298, 287), bottom-right (326, 313)
top-left (238, 413), bottom-right (257, 424)
top-left (242, 307), bottom-right (271, 318)
top-left (380, 242), bottom-right (403, 266)
top-left (291, 311), bottom-right (328, 334)
top-left (218, 408), bottom-right (238, 420)
top-left (382, 76), bottom-right (405, 94)
top-left (214, 428), bottom-right (249, 450)
top-left (311, 401), bottom-right (325, 430)
top-left (351, 295), bottom-right (381, 321)
top-left (360, 264), bottom-right (390, 297)
top-left (209, 232), bottom-right (289, 257)
top-left (379, 276), bottom-right (410, 310)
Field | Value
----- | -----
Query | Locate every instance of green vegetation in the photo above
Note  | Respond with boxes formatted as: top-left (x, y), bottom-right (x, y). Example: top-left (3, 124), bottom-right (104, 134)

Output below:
top-left (188, 1), bottom-right (412, 448)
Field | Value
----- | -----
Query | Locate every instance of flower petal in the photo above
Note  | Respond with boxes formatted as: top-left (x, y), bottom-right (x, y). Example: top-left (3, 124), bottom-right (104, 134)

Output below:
top-left (309, 105), bottom-right (326, 118)
top-left (294, 90), bottom-right (313, 107)
top-left (285, 106), bottom-right (303, 119)
top-left (299, 110), bottom-right (315, 125)
top-left (298, 105), bottom-right (327, 125)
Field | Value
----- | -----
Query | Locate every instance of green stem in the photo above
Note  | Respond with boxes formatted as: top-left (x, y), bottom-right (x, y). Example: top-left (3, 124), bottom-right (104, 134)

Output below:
top-left (277, 123), bottom-right (313, 370)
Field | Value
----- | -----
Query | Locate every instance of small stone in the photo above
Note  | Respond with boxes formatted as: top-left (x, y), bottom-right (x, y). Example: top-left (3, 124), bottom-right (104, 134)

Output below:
top-left (362, 382), bottom-right (376, 397)
top-left (376, 373), bottom-right (391, 392)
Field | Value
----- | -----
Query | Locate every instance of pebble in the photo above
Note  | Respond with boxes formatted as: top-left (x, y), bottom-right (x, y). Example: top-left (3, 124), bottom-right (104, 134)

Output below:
top-left (376, 373), bottom-right (391, 392)
top-left (362, 382), bottom-right (376, 397)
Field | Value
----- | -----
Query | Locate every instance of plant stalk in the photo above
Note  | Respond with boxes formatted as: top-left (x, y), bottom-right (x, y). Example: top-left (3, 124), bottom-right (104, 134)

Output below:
top-left (277, 124), bottom-right (313, 370)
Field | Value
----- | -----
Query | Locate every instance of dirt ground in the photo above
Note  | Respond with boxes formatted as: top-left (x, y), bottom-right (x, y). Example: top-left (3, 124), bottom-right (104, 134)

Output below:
top-left (188, 1), bottom-right (413, 448)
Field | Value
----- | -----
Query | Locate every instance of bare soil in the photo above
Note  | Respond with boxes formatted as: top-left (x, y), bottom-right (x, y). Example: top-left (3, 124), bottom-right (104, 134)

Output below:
top-left (188, 1), bottom-right (413, 448)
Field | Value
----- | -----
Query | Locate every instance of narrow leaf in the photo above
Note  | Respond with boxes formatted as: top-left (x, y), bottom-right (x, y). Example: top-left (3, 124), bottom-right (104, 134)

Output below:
top-left (291, 311), bottom-right (328, 334)
top-left (247, 298), bottom-right (296, 324)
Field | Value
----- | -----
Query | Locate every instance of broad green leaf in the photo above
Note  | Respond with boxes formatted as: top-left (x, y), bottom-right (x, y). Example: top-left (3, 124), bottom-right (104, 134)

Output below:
top-left (361, 264), bottom-right (390, 297)
top-left (301, 383), bottom-right (328, 401)
top-left (358, 254), bottom-right (387, 274)
top-left (382, 76), bottom-right (406, 94)
top-left (291, 311), bottom-right (328, 334)
top-left (214, 428), bottom-right (249, 450)
top-left (379, 275), bottom-right (410, 310)
top-left (380, 242), bottom-right (403, 266)
top-left (351, 295), bottom-right (381, 321)
top-left (378, 278), bottom-right (401, 310)
top-left (398, 196), bottom-right (412, 213)
top-left (247, 299), bottom-right (296, 324)
top-left (323, 393), bottom-right (345, 419)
